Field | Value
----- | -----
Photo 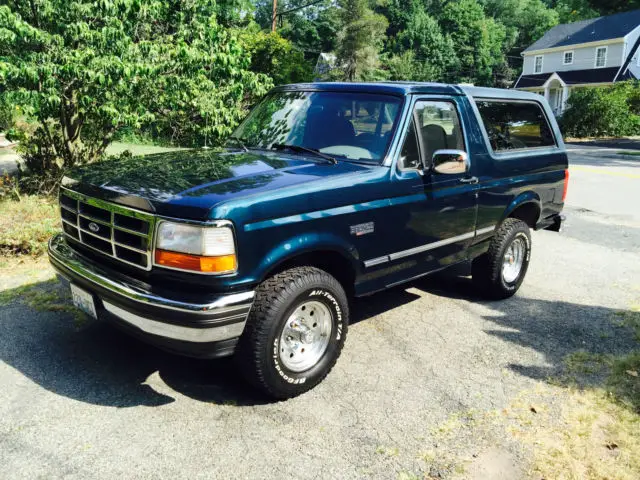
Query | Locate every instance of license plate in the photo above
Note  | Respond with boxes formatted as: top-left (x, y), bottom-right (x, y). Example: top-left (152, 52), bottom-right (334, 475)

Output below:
top-left (70, 284), bottom-right (97, 319)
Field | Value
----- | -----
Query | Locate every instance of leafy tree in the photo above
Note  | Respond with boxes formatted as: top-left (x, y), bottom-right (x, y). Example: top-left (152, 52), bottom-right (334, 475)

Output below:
top-left (391, 11), bottom-right (458, 82)
top-left (481, 0), bottom-right (558, 51)
top-left (586, 0), bottom-right (640, 15)
top-left (255, 0), bottom-right (340, 54)
top-left (278, 4), bottom-right (341, 54)
top-left (440, 0), bottom-right (507, 85)
top-left (240, 28), bottom-right (313, 85)
top-left (551, 0), bottom-right (598, 22)
top-left (0, 94), bottom-right (15, 131)
top-left (334, 0), bottom-right (388, 81)
top-left (217, 0), bottom-right (255, 27)
top-left (0, 0), bottom-right (271, 191)
top-left (548, 0), bottom-right (639, 21)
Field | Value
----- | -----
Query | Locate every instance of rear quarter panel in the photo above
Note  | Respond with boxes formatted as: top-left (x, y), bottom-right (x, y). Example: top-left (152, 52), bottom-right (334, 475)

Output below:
top-left (461, 92), bottom-right (568, 240)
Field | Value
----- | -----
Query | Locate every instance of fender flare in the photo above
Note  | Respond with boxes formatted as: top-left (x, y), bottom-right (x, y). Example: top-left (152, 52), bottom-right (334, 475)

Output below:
top-left (501, 192), bottom-right (542, 226)
top-left (255, 231), bottom-right (361, 283)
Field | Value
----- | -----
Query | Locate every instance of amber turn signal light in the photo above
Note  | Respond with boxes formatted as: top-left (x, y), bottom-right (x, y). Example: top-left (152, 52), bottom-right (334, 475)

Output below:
top-left (155, 249), bottom-right (237, 274)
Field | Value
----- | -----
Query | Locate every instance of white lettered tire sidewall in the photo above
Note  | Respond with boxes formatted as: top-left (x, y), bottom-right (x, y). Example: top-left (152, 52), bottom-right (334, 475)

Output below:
top-left (236, 266), bottom-right (349, 399)
top-left (270, 288), bottom-right (346, 389)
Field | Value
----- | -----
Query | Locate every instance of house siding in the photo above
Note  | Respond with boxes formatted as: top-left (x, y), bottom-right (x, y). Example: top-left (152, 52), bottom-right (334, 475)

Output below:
top-left (523, 41), bottom-right (625, 75)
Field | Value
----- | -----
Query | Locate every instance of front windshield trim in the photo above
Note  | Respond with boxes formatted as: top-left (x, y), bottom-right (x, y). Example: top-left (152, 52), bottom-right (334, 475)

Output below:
top-left (273, 85), bottom-right (406, 98)
top-left (228, 91), bottom-right (406, 166)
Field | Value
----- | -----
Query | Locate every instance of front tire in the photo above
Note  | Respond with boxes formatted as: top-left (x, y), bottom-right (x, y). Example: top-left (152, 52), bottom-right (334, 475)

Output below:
top-left (472, 218), bottom-right (532, 300)
top-left (235, 267), bottom-right (349, 399)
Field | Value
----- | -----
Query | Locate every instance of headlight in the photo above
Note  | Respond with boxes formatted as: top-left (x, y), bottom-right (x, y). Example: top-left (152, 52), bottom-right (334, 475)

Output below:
top-left (154, 221), bottom-right (237, 274)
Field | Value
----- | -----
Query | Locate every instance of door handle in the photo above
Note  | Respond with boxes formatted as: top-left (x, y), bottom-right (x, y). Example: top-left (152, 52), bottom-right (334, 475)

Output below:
top-left (459, 176), bottom-right (479, 184)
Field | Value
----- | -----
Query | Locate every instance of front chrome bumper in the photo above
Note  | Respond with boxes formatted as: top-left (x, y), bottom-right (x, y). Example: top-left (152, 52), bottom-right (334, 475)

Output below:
top-left (48, 234), bottom-right (254, 356)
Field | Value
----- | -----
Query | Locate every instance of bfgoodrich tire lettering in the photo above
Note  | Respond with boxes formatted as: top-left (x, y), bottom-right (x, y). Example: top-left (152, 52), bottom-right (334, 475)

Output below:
top-left (235, 267), bottom-right (348, 399)
top-left (472, 218), bottom-right (532, 300)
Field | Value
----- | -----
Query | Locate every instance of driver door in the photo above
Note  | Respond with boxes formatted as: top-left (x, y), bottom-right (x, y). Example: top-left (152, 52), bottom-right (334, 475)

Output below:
top-left (390, 98), bottom-right (478, 276)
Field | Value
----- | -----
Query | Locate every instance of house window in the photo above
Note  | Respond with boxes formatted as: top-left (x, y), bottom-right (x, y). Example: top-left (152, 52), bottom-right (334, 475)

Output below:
top-left (563, 51), bottom-right (574, 65)
top-left (534, 55), bottom-right (543, 73)
top-left (595, 47), bottom-right (607, 68)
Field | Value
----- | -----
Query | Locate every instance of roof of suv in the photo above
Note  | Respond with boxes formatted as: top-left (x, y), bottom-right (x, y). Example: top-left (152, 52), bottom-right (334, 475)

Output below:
top-left (276, 82), bottom-right (542, 101)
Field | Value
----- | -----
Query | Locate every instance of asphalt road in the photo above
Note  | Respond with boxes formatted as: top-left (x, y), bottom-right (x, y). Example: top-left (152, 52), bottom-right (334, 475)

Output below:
top-left (1, 148), bottom-right (639, 479)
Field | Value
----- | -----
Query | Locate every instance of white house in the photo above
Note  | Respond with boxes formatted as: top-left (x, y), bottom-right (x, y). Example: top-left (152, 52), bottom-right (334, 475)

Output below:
top-left (514, 9), bottom-right (640, 115)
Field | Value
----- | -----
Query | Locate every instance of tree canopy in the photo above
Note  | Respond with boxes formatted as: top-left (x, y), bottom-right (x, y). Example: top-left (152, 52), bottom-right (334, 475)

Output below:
top-left (0, 0), bottom-right (638, 192)
top-left (0, 0), bottom-right (271, 188)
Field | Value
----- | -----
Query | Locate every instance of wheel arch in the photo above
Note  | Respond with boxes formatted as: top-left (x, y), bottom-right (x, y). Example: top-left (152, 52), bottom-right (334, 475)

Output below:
top-left (256, 234), bottom-right (360, 296)
top-left (502, 193), bottom-right (541, 229)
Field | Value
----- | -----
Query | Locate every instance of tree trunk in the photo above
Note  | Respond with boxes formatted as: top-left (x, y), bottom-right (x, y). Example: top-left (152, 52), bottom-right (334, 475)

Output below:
top-left (59, 89), bottom-right (84, 167)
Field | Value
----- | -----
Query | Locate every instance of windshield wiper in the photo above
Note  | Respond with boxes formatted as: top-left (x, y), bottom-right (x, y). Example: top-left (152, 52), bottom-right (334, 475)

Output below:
top-left (271, 143), bottom-right (338, 165)
top-left (226, 136), bottom-right (249, 152)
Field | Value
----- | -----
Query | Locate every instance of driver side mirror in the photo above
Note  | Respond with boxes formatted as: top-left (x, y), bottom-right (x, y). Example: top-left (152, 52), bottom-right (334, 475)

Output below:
top-left (432, 150), bottom-right (469, 175)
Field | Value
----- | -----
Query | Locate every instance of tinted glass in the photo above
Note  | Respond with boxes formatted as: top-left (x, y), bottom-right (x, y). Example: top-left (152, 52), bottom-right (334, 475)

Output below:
top-left (399, 101), bottom-right (465, 170)
top-left (399, 120), bottom-right (420, 169)
top-left (475, 100), bottom-right (555, 152)
top-left (230, 91), bottom-right (402, 163)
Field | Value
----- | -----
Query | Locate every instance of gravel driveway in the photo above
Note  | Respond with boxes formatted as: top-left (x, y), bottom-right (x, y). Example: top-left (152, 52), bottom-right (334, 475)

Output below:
top-left (1, 148), bottom-right (639, 479)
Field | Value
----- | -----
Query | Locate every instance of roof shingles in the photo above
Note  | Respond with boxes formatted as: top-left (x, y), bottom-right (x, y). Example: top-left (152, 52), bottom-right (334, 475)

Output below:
top-left (523, 9), bottom-right (640, 53)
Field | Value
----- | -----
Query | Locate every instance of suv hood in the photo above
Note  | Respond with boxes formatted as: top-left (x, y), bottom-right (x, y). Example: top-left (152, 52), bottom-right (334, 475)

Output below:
top-left (64, 149), bottom-right (371, 219)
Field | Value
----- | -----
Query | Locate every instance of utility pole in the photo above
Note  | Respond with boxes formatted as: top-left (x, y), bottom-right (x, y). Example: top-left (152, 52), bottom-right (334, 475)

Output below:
top-left (272, 0), bottom-right (277, 32)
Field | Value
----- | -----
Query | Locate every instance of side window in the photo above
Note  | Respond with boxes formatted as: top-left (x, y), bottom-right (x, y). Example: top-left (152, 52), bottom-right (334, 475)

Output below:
top-left (399, 119), bottom-right (420, 169)
top-left (475, 100), bottom-right (556, 152)
top-left (399, 101), bottom-right (465, 170)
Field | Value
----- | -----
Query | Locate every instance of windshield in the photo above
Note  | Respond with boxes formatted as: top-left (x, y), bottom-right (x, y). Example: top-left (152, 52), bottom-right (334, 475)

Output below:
top-left (229, 91), bottom-right (403, 163)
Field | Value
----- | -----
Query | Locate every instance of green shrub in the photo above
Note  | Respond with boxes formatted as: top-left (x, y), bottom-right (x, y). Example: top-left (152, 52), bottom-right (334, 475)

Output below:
top-left (0, 97), bottom-right (16, 132)
top-left (560, 81), bottom-right (640, 138)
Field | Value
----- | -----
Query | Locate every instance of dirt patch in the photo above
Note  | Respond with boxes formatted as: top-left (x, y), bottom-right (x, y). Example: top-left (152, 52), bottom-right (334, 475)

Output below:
top-left (464, 447), bottom-right (523, 480)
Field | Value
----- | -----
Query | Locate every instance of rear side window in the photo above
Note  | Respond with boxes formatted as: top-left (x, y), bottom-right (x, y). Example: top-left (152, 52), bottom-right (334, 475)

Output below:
top-left (475, 100), bottom-right (556, 152)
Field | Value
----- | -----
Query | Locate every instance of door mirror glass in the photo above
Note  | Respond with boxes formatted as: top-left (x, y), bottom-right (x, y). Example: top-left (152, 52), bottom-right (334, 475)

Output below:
top-left (432, 150), bottom-right (469, 175)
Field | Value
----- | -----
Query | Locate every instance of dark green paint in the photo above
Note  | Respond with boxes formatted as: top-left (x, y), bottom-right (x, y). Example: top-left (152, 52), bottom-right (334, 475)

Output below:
top-left (61, 82), bottom-right (568, 297)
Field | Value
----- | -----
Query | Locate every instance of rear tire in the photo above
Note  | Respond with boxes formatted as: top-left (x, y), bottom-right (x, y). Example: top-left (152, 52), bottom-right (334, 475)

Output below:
top-left (235, 266), bottom-right (348, 399)
top-left (472, 218), bottom-right (531, 300)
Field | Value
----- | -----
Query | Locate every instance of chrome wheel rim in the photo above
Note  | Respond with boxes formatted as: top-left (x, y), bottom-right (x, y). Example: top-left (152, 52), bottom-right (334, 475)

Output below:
top-left (502, 237), bottom-right (526, 283)
top-left (279, 300), bottom-right (333, 372)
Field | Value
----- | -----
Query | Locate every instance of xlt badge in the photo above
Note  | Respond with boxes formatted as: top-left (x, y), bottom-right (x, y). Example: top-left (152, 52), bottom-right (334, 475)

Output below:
top-left (350, 222), bottom-right (374, 236)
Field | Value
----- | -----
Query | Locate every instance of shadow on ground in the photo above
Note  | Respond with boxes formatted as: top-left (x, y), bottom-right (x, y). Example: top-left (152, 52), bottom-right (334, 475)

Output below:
top-left (418, 274), bottom-right (639, 385)
top-left (0, 274), bottom-right (637, 408)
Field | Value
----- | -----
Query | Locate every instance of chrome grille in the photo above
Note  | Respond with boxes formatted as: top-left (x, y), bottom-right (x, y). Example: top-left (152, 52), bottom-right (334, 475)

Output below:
top-left (59, 188), bottom-right (155, 270)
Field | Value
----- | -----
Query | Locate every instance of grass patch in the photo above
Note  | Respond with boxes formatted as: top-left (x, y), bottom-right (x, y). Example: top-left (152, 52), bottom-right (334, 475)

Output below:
top-left (565, 350), bottom-right (611, 375)
top-left (0, 195), bottom-right (60, 256)
top-left (0, 278), bottom-right (86, 325)
top-left (528, 387), bottom-right (640, 480)
top-left (526, 306), bottom-right (640, 479)
top-left (608, 352), bottom-right (640, 413)
top-left (613, 307), bottom-right (640, 342)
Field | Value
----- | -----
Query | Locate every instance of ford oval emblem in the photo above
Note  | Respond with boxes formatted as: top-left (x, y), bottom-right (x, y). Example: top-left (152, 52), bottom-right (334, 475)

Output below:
top-left (88, 222), bottom-right (100, 233)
